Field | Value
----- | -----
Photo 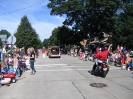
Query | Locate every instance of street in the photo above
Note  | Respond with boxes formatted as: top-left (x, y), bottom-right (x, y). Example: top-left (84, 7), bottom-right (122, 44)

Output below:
top-left (0, 54), bottom-right (133, 99)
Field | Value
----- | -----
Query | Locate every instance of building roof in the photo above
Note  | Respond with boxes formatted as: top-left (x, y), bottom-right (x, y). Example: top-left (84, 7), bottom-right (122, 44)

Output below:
top-left (0, 35), bottom-right (7, 39)
top-left (0, 35), bottom-right (7, 44)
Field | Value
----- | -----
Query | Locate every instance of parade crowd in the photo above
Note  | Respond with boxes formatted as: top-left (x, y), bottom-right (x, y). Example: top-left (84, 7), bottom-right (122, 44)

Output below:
top-left (0, 45), bottom-right (40, 86)
top-left (70, 45), bottom-right (133, 72)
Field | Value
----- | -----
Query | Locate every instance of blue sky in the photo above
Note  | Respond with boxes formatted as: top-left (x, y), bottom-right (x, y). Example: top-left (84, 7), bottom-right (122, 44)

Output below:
top-left (0, 0), bottom-right (65, 42)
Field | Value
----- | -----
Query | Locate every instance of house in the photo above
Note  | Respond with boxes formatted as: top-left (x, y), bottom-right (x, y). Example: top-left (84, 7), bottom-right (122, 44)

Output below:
top-left (0, 35), bottom-right (7, 45)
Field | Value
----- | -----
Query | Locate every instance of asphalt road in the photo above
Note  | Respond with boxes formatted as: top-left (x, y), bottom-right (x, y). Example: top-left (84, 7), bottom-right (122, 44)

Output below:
top-left (0, 54), bottom-right (133, 99)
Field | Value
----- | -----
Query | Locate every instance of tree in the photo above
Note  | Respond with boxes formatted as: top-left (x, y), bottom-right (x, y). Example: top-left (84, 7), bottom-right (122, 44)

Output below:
top-left (0, 39), bottom-right (2, 47)
top-left (112, 1), bottom-right (133, 49)
top-left (0, 29), bottom-right (11, 38)
top-left (43, 38), bottom-right (50, 48)
top-left (47, 0), bottom-right (133, 50)
top-left (14, 15), bottom-right (39, 50)
top-left (55, 26), bottom-right (75, 45)
top-left (49, 26), bottom-right (77, 47)
top-left (49, 28), bottom-right (60, 46)
top-left (36, 38), bottom-right (43, 49)
top-left (47, 0), bottom-right (120, 40)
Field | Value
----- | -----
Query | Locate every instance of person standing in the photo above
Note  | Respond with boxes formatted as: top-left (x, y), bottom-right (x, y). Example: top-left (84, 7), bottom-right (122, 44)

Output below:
top-left (42, 48), bottom-right (46, 58)
top-left (29, 47), bottom-right (36, 75)
top-left (13, 54), bottom-right (20, 77)
top-left (2, 45), bottom-right (7, 62)
top-left (0, 46), bottom-right (2, 61)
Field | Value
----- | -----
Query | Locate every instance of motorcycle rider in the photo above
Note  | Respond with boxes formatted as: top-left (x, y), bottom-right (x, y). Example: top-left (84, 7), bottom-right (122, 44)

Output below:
top-left (91, 44), bottom-right (112, 74)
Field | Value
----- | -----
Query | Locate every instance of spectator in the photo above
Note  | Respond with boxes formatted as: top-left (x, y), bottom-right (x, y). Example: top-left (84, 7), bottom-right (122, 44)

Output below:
top-left (116, 45), bottom-right (121, 52)
top-left (2, 45), bottom-right (7, 62)
top-left (0, 46), bottom-right (2, 60)
top-left (4, 54), bottom-right (9, 68)
top-left (120, 52), bottom-right (125, 67)
top-left (29, 47), bottom-right (36, 75)
top-left (125, 56), bottom-right (132, 70)
top-left (112, 51), bottom-right (116, 64)
top-left (19, 48), bottom-right (24, 57)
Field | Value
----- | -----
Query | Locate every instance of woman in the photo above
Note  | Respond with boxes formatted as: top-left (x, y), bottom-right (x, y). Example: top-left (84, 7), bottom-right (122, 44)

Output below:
top-left (29, 47), bottom-right (36, 75)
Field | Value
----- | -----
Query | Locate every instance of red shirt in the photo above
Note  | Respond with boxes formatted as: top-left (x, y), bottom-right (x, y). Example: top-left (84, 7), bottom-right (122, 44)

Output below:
top-left (42, 49), bottom-right (45, 53)
top-left (93, 50), bottom-right (109, 61)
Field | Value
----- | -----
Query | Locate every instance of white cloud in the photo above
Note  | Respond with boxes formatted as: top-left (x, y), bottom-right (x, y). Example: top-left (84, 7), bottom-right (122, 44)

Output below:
top-left (0, 16), bottom-right (65, 42)
top-left (33, 22), bottom-right (59, 40)
top-left (0, 19), bottom-right (20, 34)
top-left (32, 16), bottom-right (65, 41)
top-left (55, 16), bottom-right (66, 23)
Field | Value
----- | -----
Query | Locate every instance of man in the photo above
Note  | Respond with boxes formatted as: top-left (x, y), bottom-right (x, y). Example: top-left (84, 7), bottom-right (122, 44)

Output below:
top-left (91, 44), bottom-right (112, 73)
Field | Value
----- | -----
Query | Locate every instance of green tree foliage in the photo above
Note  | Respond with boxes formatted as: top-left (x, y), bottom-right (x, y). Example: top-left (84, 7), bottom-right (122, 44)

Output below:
top-left (0, 39), bottom-right (2, 47)
top-left (14, 15), bottom-right (39, 50)
top-left (36, 38), bottom-right (43, 49)
top-left (49, 26), bottom-right (76, 46)
top-left (47, 0), bottom-right (120, 39)
top-left (43, 38), bottom-right (50, 48)
top-left (48, 0), bottom-right (133, 49)
top-left (112, 1), bottom-right (133, 49)
top-left (49, 28), bottom-right (60, 46)
top-left (0, 29), bottom-right (11, 38)
top-left (56, 26), bottom-right (75, 45)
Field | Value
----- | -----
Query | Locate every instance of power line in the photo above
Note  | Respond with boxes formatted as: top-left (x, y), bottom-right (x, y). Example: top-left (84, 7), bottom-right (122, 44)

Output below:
top-left (0, 1), bottom-right (46, 16)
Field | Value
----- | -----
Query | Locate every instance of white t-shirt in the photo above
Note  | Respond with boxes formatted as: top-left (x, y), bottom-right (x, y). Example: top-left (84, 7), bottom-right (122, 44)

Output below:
top-left (2, 48), bottom-right (6, 54)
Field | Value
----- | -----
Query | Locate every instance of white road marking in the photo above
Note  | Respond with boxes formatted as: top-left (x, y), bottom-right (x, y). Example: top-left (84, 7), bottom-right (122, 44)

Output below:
top-left (35, 64), bottom-right (68, 66)
top-left (24, 64), bottom-right (121, 72)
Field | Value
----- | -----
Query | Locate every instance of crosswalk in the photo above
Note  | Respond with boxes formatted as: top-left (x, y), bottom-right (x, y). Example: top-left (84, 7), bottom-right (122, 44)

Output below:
top-left (25, 64), bottom-right (120, 72)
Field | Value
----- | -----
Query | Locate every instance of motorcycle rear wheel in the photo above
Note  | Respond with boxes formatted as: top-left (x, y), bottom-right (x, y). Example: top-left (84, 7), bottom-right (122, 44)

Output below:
top-left (102, 71), bottom-right (107, 78)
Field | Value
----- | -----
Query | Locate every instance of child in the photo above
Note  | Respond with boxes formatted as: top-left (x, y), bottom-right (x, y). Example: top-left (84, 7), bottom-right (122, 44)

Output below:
top-left (13, 54), bottom-right (18, 72)
top-left (24, 53), bottom-right (30, 70)
top-left (4, 54), bottom-right (9, 68)
top-left (125, 56), bottom-right (132, 70)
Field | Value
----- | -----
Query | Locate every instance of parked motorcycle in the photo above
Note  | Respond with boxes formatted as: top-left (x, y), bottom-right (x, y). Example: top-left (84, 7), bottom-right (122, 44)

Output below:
top-left (94, 59), bottom-right (109, 78)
